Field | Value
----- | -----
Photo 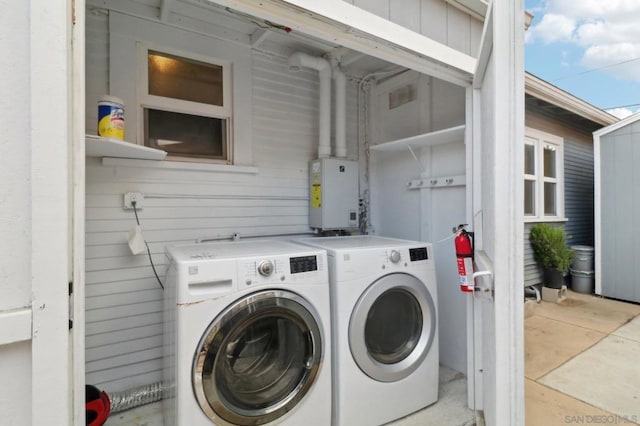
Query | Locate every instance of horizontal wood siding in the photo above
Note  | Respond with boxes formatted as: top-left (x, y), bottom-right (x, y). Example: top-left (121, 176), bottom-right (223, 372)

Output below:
top-left (85, 14), bottom-right (358, 391)
top-left (345, 0), bottom-right (482, 57)
top-left (564, 137), bottom-right (594, 247)
top-left (524, 223), bottom-right (542, 287)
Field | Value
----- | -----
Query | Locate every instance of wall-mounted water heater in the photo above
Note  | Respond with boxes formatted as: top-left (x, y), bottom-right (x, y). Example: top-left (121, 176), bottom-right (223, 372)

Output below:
top-left (309, 158), bottom-right (359, 231)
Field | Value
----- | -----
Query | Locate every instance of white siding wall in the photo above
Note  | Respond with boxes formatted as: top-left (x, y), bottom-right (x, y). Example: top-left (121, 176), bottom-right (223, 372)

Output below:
top-left (0, 1), bottom-right (32, 420)
top-left (369, 72), bottom-right (468, 374)
top-left (85, 11), bottom-right (358, 391)
top-left (2, 0), bottom-right (72, 422)
top-left (345, 0), bottom-right (483, 57)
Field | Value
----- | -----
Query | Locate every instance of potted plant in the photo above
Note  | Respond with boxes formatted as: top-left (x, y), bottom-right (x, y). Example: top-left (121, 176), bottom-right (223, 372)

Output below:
top-left (529, 223), bottom-right (573, 289)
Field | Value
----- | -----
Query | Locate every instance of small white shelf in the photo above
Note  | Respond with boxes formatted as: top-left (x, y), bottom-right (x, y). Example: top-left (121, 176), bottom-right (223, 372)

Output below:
top-left (85, 135), bottom-right (167, 160)
top-left (370, 124), bottom-right (465, 152)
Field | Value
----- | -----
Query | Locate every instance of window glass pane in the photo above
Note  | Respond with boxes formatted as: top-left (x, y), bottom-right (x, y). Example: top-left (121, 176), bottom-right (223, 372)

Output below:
top-left (524, 144), bottom-right (535, 175)
top-left (145, 109), bottom-right (226, 160)
top-left (148, 51), bottom-right (223, 106)
top-left (543, 145), bottom-right (556, 178)
top-left (524, 180), bottom-right (535, 215)
top-left (544, 182), bottom-right (556, 215)
top-left (364, 289), bottom-right (422, 364)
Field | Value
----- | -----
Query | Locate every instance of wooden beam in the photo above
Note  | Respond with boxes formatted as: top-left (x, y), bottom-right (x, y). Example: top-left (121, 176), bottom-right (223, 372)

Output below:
top-left (203, 0), bottom-right (475, 86)
top-left (250, 28), bottom-right (270, 48)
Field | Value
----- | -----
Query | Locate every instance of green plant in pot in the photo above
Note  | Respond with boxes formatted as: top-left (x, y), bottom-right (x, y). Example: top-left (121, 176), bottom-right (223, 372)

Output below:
top-left (529, 223), bottom-right (573, 289)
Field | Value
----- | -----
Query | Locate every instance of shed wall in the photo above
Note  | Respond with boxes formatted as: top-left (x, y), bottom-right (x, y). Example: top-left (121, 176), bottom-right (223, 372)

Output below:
top-left (599, 122), bottom-right (640, 303)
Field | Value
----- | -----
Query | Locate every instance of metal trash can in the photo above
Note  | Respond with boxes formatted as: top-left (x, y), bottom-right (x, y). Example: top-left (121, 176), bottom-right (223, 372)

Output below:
top-left (570, 246), bottom-right (595, 294)
top-left (570, 269), bottom-right (595, 294)
top-left (571, 245), bottom-right (594, 272)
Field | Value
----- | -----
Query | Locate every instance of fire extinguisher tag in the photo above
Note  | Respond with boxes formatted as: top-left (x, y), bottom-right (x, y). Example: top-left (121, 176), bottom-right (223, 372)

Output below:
top-left (457, 258), bottom-right (466, 276)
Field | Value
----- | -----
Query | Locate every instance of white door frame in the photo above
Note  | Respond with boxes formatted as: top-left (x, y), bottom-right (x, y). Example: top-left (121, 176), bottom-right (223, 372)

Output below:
top-left (65, 0), bottom-right (523, 424)
top-left (468, 1), bottom-right (525, 424)
top-left (72, 0), bottom-right (87, 424)
top-left (30, 0), bottom-right (81, 424)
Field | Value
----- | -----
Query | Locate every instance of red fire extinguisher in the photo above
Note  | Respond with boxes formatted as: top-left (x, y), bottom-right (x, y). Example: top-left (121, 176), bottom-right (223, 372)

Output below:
top-left (454, 224), bottom-right (475, 293)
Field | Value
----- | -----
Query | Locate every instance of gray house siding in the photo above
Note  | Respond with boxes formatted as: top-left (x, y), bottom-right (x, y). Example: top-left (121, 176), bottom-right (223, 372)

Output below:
top-left (564, 137), bottom-right (594, 247)
top-left (524, 108), bottom-right (596, 287)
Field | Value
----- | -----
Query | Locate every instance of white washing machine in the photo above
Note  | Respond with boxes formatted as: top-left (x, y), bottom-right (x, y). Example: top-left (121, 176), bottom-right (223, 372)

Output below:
top-left (296, 235), bottom-right (438, 426)
top-left (163, 240), bottom-right (331, 426)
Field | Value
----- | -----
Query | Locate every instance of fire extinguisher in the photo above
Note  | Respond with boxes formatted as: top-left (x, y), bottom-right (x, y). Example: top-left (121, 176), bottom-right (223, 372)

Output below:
top-left (454, 224), bottom-right (475, 293)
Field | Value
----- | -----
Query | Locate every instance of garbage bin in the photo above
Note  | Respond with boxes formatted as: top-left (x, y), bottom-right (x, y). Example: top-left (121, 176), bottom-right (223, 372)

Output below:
top-left (570, 269), bottom-right (594, 294)
top-left (570, 245), bottom-right (594, 294)
top-left (571, 245), bottom-right (594, 271)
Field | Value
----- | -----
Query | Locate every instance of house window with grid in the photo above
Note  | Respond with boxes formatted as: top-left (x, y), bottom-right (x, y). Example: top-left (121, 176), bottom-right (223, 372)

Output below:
top-left (141, 48), bottom-right (232, 163)
top-left (524, 128), bottom-right (564, 221)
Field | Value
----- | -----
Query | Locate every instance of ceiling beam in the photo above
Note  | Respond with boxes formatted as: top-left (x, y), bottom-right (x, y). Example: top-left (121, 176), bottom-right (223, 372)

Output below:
top-left (202, 0), bottom-right (476, 86)
top-left (250, 28), bottom-right (270, 48)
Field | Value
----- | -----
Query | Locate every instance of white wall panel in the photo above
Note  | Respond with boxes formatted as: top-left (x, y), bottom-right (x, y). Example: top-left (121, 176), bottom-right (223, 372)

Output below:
top-left (369, 70), bottom-right (467, 373)
top-left (0, 0), bottom-right (32, 312)
top-left (390, 0), bottom-right (421, 33)
top-left (85, 14), bottom-right (359, 392)
top-left (346, 0), bottom-right (483, 58)
top-left (0, 342), bottom-right (31, 425)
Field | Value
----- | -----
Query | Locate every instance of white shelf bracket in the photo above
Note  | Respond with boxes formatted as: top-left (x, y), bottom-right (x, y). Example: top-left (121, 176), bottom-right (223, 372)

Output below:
top-left (406, 145), bottom-right (426, 175)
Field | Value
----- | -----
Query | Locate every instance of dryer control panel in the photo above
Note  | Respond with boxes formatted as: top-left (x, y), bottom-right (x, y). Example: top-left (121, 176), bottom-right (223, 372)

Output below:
top-left (409, 247), bottom-right (429, 262)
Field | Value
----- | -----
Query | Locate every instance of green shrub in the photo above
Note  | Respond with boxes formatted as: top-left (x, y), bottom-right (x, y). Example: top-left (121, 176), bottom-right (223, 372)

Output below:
top-left (529, 223), bottom-right (573, 273)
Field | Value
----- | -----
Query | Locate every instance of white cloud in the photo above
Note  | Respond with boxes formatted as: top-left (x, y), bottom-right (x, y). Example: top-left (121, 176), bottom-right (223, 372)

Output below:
top-left (582, 43), bottom-right (640, 80)
top-left (526, 13), bottom-right (575, 44)
top-left (606, 107), bottom-right (637, 119)
top-left (527, 0), bottom-right (640, 83)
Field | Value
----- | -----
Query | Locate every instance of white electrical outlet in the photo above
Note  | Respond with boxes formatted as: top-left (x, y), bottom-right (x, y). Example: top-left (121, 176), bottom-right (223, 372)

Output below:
top-left (124, 192), bottom-right (144, 210)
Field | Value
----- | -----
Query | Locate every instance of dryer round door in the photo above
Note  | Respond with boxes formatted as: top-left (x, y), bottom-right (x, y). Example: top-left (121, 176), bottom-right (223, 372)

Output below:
top-left (349, 272), bottom-right (436, 382)
top-left (193, 290), bottom-right (324, 425)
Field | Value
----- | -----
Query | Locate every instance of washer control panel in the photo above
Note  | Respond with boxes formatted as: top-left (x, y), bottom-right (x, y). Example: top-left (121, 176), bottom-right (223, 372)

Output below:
top-left (290, 255), bottom-right (318, 274)
top-left (257, 260), bottom-right (274, 277)
top-left (242, 253), bottom-right (324, 286)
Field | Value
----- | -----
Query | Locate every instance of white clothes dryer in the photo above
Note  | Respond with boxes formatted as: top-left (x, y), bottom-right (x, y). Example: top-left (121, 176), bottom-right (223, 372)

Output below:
top-left (163, 240), bottom-right (331, 426)
top-left (296, 235), bottom-right (438, 426)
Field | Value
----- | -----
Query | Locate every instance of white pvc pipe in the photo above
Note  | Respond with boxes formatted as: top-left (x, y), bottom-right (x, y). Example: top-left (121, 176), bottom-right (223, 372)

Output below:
top-left (288, 52), bottom-right (332, 158)
top-left (332, 62), bottom-right (347, 158)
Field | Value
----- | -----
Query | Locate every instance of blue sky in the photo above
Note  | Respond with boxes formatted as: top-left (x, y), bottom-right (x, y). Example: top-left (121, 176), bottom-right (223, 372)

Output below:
top-left (525, 0), bottom-right (640, 118)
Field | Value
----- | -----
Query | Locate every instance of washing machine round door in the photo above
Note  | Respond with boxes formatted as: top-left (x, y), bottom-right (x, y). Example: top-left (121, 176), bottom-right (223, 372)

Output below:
top-left (349, 272), bottom-right (436, 382)
top-left (193, 290), bottom-right (324, 425)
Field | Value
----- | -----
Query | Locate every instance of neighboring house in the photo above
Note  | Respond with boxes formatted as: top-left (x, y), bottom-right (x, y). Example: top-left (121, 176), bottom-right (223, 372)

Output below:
top-left (523, 72), bottom-right (618, 288)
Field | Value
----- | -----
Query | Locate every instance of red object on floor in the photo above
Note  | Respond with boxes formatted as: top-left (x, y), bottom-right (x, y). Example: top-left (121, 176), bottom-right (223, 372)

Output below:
top-left (86, 385), bottom-right (111, 426)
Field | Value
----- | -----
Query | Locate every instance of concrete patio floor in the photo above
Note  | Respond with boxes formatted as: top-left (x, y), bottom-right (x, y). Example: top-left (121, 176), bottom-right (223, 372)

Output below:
top-left (525, 290), bottom-right (640, 425)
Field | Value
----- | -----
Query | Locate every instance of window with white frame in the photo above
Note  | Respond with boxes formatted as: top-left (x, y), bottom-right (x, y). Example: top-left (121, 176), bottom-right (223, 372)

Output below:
top-left (139, 47), bottom-right (232, 163)
top-left (524, 128), bottom-right (564, 220)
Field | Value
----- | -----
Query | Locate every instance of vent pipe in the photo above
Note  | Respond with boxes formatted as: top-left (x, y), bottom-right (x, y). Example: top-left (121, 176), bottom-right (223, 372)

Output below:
top-left (330, 57), bottom-right (347, 158)
top-left (288, 52), bottom-right (332, 158)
